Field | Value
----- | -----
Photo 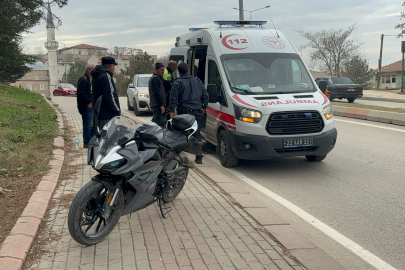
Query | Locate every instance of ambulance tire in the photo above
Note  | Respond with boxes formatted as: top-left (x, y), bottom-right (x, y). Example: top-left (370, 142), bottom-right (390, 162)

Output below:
top-left (305, 155), bottom-right (327, 161)
top-left (218, 130), bottom-right (239, 168)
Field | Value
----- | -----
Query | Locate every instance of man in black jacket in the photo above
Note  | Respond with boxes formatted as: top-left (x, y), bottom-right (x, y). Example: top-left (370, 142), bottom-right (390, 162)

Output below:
top-left (169, 62), bottom-right (208, 164)
top-left (92, 56), bottom-right (121, 130)
top-left (148, 63), bottom-right (166, 126)
top-left (77, 64), bottom-right (95, 148)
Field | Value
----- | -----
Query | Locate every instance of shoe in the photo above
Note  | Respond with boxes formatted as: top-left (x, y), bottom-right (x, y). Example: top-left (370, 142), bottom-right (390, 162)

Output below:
top-left (195, 155), bottom-right (203, 164)
top-left (83, 144), bottom-right (88, 148)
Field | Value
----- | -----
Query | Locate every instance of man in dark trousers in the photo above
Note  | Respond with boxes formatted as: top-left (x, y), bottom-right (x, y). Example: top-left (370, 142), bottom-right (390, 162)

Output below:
top-left (91, 56), bottom-right (121, 130)
top-left (76, 64), bottom-right (95, 148)
top-left (169, 62), bottom-right (208, 164)
top-left (148, 63), bottom-right (166, 126)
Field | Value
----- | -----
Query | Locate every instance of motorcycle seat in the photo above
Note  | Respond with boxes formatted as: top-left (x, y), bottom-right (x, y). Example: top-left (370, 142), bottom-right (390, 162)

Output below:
top-left (163, 129), bottom-right (188, 151)
top-left (171, 114), bottom-right (195, 131)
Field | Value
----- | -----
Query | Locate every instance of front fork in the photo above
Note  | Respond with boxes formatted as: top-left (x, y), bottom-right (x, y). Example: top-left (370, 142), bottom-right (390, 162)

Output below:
top-left (92, 175), bottom-right (123, 219)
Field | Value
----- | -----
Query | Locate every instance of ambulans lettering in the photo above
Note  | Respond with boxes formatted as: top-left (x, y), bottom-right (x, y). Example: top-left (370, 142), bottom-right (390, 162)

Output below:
top-left (262, 36), bottom-right (286, 49)
top-left (222, 34), bottom-right (249, 50)
top-left (261, 100), bottom-right (319, 106)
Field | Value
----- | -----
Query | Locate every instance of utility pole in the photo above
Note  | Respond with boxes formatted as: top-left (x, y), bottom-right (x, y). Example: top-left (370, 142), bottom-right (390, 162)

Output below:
top-left (239, 0), bottom-right (244, 21)
top-left (377, 34), bottom-right (396, 89)
top-left (402, 41), bottom-right (405, 92)
top-left (377, 34), bottom-right (384, 90)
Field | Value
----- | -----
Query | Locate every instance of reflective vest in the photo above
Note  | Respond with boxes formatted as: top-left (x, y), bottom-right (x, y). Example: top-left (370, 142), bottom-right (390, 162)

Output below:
top-left (163, 68), bottom-right (173, 81)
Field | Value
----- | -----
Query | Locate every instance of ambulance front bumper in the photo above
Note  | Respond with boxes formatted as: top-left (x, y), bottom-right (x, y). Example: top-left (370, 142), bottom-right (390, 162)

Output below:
top-left (228, 128), bottom-right (337, 160)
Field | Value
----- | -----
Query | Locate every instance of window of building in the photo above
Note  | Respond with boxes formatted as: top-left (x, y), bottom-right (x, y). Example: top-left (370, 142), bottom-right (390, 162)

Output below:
top-left (34, 76), bottom-right (38, 80)
top-left (79, 50), bottom-right (82, 55)
top-left (27, 84), bottom-right (32, 90)
top-left (40, 84), bottom-right (44, 90)
top-left (392, 75), bottom-right (396, 83)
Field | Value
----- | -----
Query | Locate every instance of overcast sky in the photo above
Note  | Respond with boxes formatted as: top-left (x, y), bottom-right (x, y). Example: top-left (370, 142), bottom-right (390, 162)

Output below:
top-left (23, 0), bottom-right (404, 69)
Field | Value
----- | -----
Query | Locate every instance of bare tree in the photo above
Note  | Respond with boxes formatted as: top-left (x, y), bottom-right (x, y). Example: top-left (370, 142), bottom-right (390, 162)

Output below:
top-left (395, 1), bottom-right (405, 37)
top-left (157, 53), bottom-right (170, 66)
top-left (295, 25), bottom-right (361, 76)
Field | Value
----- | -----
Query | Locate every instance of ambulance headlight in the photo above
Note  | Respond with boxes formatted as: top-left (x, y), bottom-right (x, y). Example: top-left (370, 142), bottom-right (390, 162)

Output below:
top-left (233, 104), bottom-right (262, 123)
top-left (323, 104), bottom-right (334, 120)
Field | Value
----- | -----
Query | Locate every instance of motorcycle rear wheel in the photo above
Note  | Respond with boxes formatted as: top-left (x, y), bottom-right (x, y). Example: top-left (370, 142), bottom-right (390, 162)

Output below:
top-left (68, 181), bottom-right (124, 246)
top-left (162, 152), bottom-right (189, 203)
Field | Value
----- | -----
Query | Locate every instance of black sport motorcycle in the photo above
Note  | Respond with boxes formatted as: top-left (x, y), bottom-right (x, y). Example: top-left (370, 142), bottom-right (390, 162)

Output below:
top-left (68, 114), bottom-right (197, 245)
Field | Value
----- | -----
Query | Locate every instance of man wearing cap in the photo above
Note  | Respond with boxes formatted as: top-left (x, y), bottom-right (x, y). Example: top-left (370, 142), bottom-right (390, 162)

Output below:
top-left (148, 63), bottom-right (166, 126)
top-left (91, 56), bottom-right (121, 130)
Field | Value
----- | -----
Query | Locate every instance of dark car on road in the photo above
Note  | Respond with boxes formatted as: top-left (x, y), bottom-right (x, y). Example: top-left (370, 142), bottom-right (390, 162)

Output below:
top-left (315, 77), bottom-right (363, 103)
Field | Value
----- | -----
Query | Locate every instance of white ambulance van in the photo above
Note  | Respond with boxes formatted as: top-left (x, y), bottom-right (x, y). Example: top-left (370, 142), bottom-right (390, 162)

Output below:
top-left (170, 21), bottom-right (337, 168)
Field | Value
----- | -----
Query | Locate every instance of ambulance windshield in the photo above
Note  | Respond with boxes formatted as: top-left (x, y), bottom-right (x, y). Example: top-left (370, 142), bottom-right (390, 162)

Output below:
top-left (221, 53), bottom-right (315, 95)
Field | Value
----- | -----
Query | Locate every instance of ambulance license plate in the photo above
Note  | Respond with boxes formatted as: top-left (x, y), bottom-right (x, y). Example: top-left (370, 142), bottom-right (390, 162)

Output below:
top-left (283, 138), bottom-right (313, 148)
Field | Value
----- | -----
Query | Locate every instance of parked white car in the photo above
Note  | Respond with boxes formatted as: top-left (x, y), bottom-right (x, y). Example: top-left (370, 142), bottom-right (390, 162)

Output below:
top-left (127, 74), bottom-right (152, 115)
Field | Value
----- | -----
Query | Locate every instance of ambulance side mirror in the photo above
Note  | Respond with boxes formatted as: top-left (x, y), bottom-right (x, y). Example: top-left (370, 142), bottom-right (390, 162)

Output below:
top-left (318, 81), bottom-right (327, 93)
top-left (207, 84), bottom-right (218, 103)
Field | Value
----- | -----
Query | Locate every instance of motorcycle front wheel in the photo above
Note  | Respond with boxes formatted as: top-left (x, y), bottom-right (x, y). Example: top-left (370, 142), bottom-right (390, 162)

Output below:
top-left (68, 181), bottom-right (124, 246)
top-left (162, 152), bottom-right (189, 203)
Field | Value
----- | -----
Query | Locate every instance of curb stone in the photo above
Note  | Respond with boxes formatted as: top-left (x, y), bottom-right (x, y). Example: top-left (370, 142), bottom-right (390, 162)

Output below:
top-left (332, 105), bottom-right (405, 127)
top-left (0, 97), bottom-right (65, 270)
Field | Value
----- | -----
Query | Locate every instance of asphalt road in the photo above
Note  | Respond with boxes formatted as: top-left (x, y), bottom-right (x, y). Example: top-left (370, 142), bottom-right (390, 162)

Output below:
top-left (119, 97), bottom-right (405, 270)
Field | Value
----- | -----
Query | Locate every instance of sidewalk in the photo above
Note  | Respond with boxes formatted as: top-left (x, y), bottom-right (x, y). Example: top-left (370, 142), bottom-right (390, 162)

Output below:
top-left (26, 97), bottom-right (308, 270)
top-left (362, 89), bottom-right (405, 103)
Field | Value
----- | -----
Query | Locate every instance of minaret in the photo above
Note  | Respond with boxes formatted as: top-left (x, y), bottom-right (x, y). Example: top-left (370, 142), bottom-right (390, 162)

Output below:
top-left (44, 2), bottom-right (59, 97)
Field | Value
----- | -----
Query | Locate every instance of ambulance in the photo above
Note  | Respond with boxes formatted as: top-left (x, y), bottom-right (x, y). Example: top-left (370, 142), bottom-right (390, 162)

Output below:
top-left (170, 21), bottom-right (337, 168)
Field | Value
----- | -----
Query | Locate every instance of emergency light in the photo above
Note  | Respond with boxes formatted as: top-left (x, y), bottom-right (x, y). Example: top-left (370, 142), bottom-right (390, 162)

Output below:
top-left (214, 21), bottom-right (267, 27)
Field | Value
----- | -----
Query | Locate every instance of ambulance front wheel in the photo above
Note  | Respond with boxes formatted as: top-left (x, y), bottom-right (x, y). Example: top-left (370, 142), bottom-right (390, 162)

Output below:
top-left (218, 130), bottom-right (239, 168)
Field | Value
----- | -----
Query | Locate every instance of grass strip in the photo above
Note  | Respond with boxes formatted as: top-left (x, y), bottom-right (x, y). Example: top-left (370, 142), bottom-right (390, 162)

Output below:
top-left (0, 84), bottom-right (58, 245)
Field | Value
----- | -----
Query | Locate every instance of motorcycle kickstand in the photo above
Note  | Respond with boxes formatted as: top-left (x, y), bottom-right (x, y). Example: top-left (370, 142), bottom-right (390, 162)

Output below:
top-left (158, 197), bottom-right (167, 219)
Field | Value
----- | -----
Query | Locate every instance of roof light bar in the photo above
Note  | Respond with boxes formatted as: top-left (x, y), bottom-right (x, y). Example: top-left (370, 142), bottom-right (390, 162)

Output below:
top-left (214, 21), bottom-right (267, 26)
top-left (189, 28), bottom-right (208, 32)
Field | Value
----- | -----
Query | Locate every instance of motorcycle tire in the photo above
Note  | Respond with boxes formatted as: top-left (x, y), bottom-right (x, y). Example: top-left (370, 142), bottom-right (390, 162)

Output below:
top-left (68, 181), bottom-right (124, 246)
top-left (162, 152), bottom-right (189, 203)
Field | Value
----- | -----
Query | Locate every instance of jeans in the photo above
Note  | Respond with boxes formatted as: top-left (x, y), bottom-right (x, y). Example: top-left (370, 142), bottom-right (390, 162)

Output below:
top-left (79, 107), bottom-right (95, 145)
top-left (151, 106), bottom-right (165, 127)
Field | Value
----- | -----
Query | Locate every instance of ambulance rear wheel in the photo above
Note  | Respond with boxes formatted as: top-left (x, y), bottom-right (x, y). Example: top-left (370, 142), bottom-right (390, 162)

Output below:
top-left (218, 130), bottom-right (239, 168)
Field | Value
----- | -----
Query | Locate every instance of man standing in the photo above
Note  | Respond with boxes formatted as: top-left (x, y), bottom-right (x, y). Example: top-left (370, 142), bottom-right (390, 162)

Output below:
top-left (77, 64), bottom-right (95, 148)
top-left (148, 63), bottom-right (166, 126)
top-left (91, 56), bottom-right (121, 130)
top-left (169, 62), bottom-right (208, 164)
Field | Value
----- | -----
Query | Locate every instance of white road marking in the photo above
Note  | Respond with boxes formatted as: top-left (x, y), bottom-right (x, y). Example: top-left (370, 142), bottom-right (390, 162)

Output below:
top-left (205, 153), bottom-right (397, 270)
top-left (335, 118), bottom-right (405, 133)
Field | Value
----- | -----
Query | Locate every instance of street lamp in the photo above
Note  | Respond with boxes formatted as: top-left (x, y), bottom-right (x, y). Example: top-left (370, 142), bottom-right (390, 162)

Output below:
top-left (233, 5), bottom-right (270, 21)
top-left (59, 42), bottom-right (68, 83)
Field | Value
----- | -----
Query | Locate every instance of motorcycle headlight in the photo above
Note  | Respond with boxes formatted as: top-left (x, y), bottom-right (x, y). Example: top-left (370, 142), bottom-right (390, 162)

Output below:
top-left (323, 104), bottom-right (334, 120)
top-left (138, 93), bottom-right (149, 98)
top-left (233, 104), bottom-right (262, 123)
top-left (101, 158), bottom-right (127, 170)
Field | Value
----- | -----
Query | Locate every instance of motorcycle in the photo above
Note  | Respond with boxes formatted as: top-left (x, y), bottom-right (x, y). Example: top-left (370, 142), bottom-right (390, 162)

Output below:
top-left (67, 114), bottom-right (197, 245)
